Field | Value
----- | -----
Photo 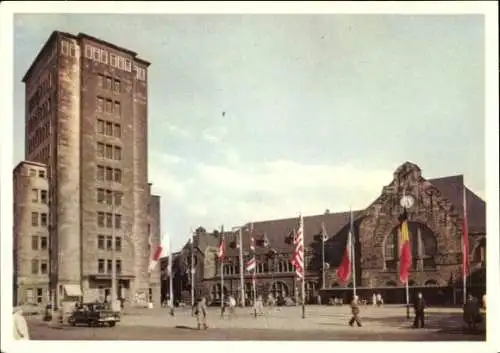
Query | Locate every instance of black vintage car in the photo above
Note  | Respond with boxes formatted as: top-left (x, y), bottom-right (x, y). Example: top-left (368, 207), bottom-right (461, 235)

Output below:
top-left (68, 302), bottom-right (120, 327)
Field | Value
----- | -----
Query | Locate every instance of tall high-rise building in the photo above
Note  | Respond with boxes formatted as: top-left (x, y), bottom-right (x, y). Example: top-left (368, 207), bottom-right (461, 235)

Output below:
top-left (14, 31), bottom-right (161, 307)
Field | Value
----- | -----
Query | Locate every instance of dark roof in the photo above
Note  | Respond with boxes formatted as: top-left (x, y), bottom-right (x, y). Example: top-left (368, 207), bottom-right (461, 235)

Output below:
top-left (429, 175), bottom-right (485, 234)
top-left (180, 167), bottom-right (486, 260)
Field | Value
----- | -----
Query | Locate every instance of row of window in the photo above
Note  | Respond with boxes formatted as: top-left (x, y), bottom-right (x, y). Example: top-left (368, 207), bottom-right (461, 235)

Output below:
top-left (60, 39), bottom-right (77, 58)
top-left (97, 235), bottom-right (122, 252)
top-left (28, 96), bottom-right (52, 129)
top-left (31, 235), bottom-right (48, 251)
top-left (85, 44), bottom-right (133, 73)
top-left (27, 121), bottom-right (51, 155)
top-left (134, 64), bottom-right (147, 82)
top-left (96, 165), bottom-right (122, 183)
top-left (96, 96), bottom-right (121, 115)
top-left (32, 188), bottom-right (48, 204)
top-left (24, 287), bottom-right (45, 304)
top-left (97, 212), bottom-right (122, 229)
top-left (31, 212), bottom-right (48, 227)
top-left (221, 260), bottom-right (295, 275)
top-left (28, 168), bottom-right (46, 179)
top-left (27, 72), bottom-right (53, 114)
top-left (98, 75), bottom-right (121, 94)
top-left (97, 119), bottom-right (121, 138)
top-left (97, 142), bottom-right (122, 160)
top-left (97, 259), bottom-right (122, 274)
top-left (31, 259), bottom-right (48, 275)
top-left (30, 144), bottom-right (51, 165)
top-left (97, 188), bottom-right (123, 206)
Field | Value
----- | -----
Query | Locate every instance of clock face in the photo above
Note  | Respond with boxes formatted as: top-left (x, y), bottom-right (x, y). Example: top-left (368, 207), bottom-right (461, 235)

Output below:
top-left (400, 195), bottom-right (415, 208)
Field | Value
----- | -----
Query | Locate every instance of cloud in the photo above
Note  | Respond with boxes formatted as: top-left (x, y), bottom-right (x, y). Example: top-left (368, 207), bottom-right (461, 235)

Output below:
top-left (163, 124), bottom-right (192, 139)
top-left (201, 126), bottom-right (228, 144)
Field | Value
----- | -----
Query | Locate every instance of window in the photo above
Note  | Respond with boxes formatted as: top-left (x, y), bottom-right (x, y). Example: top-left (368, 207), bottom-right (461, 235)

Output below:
top-left (105, 144), bottom-right (113, 159)
top-left (114, 146), bottom-right (122, 160)
top-left (93, 47), bottom-right (100, 61)
top-left (101, 50), bottom-right (108, 64)
top-left (97, 165), bottom-right (105, 180)
top-left (85, 45), bottom-right (92, 59)
top-left (97, 119), bottom-right (105, 134)
top-left (118, 56), bottom-right (124, 70)
top-left (32, 212), bottom-right (39, 227)
top-left (107, 259), bottom-right (112, 273)
top-left (115, 237), bottom-right (122, 252)
top-left (115, 214), bottom-right (122, 229)
top-left (32, 235), bottom-right (38, 250)
top-left (116, 260), bottom-right (122, 274)
top-left (106, 236), bottom-right (112, 250)
top-left (106, 77), bottom-right (112, 90)
top-left (106, 167), bottom-right (113, 181)
top-left (105, 100), bottom-right (112, 113)
top-left (110, 54), bottom-right (117, 67)
top-left (41, 190), bottom-right (48, 204)
top-left (114, 80), bottom-right (121, 93)
top-left (61, 40), bottom-right (68, 55)
top-left (70, 45), bottom-right (76, 57)
top-left (113, 169), bottom-right (122, 183)
top-left (106, 190), bottom-right (113, 205)
top-left (29, 168), bottom-right (36, 177)
top-left (113, 124), bottom-right (121, 138)
top-left (97, 188), bottom-right (105, 203)
top-left (96, 97), bottom-right (104, 112)
top-left (98, 235), bottom-right (105, 249)
top-left (114, 102), bottom-right (121, 116)
top-left (97, 212), bottom-right (105, 227)
top-left (36, 288), bottom-right (43, 303)
top-left (40, 260), bottom-right (48, 274)
top-left (31, 259), bottom-right (39, 274)
top-left (125, 59), bottom-right (132, 72)
top-left (105, 122), bottom-right (113, 136)
top-left (106, 213), bottom-right (113, 228)
top-left (98, 259), bottom-right (105, 273)
top-left (32, 188), bottom-right (39, 202)
top-left (40, 213), bottom-right (48, 226)
top-left (114, 192), bottom-right (123, 206)
top-left (38, 170), bottom-right (45, 178)
top-left (97, 75), bottom-right (104, 88)
top-left (40, 236), bottom-right (48, 250)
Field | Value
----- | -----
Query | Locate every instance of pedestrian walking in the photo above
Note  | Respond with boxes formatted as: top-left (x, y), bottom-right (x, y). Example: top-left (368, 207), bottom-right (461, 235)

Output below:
top-left (348, 295), bottom-right (362, 327)
top-left (463, 294), bottom-right (482, 331)
top-left (412, 292), bottom-right (426, 328)
top-left (13, 306), bottom-right (30, 340)
top-left (195, 297), bottom-right (208, 330)
top-left (372, 293), bottom-right (377, 307)
top-left (255, 295), bottom-right (264, 315)
top-left (227, 295), bottom-right (236, 319)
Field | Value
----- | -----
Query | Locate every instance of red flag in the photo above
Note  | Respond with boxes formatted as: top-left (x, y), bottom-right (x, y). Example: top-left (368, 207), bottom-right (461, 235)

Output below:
top-left (462, 187), bottom-right (470, 277)
top-left (399, 209), bottom-right (412, 283)
top-left (218, 233), bottom-right (225, 260)
top-left (337, 228), bottom-right (352, 282)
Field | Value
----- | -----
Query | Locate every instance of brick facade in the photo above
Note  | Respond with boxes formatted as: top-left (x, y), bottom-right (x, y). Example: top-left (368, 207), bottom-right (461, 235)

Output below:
top-left (15, 31), bottom-right (161, 308)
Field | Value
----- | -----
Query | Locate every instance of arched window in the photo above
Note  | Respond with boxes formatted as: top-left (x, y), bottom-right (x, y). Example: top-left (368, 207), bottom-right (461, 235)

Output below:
top-left (288, 260), bottom-right (294, 272)
top-left (270, 281), bottom-right (289, 298)
top-left (424, 279), bottom-right (438, 286)
top-left (210, 283), bottom-right (227, 300)
top-left (384, 231), bottom-right (398, 270)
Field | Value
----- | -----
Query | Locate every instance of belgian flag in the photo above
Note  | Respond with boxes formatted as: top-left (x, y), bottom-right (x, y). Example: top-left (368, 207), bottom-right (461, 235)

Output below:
top-left (399, 208), bottom-right (412, 284)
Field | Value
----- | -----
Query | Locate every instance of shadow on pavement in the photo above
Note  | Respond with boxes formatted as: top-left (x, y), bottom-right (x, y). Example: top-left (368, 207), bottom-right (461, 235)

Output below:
top-left (175, 325), bottom-right (197, 330)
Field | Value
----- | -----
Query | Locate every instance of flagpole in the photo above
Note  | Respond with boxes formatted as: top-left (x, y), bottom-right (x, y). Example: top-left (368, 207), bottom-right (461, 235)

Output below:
top-left (190, 229), bottom-right (195, 308)
top-left (462, 186), bottom-right (468, 305)
top-left (300, 214), bottom-right (306, 319)
top-left (239, 227), bottom-right (245, 307)
top-left (321, 223), bottom-right (325, 290)
top-left (405, 280), bottom-right (410, 319)
top-left (220, 225), bottom-right (225, 316)
top-left (252, 272), bottom-right (257, 318)
top-left (350, 208), bottom-right (357, 298)
top-left (168, 234), bottom-right (174, 316)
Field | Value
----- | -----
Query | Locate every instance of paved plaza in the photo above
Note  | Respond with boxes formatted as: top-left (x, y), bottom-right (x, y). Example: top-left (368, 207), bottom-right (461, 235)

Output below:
top-left (27, 305), bottom-right (485, 341)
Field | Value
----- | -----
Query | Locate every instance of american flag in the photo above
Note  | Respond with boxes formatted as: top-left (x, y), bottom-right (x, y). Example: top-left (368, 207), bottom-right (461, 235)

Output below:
top-left (291, 214), bottom-right (304, 279)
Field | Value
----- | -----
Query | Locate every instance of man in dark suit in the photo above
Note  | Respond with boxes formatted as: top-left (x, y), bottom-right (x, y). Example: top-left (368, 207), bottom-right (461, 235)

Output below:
top-left (413, 292), bottom-right (426, 328)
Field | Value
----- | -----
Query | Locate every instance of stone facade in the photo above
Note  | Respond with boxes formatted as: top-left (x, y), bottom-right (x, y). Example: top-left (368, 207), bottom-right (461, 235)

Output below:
top-left (13, 162), bottom-right (50, 305)
top-left (163, 162), bottom-right (486, 305)
top-left (16, 30), bottom-right (160, 308)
